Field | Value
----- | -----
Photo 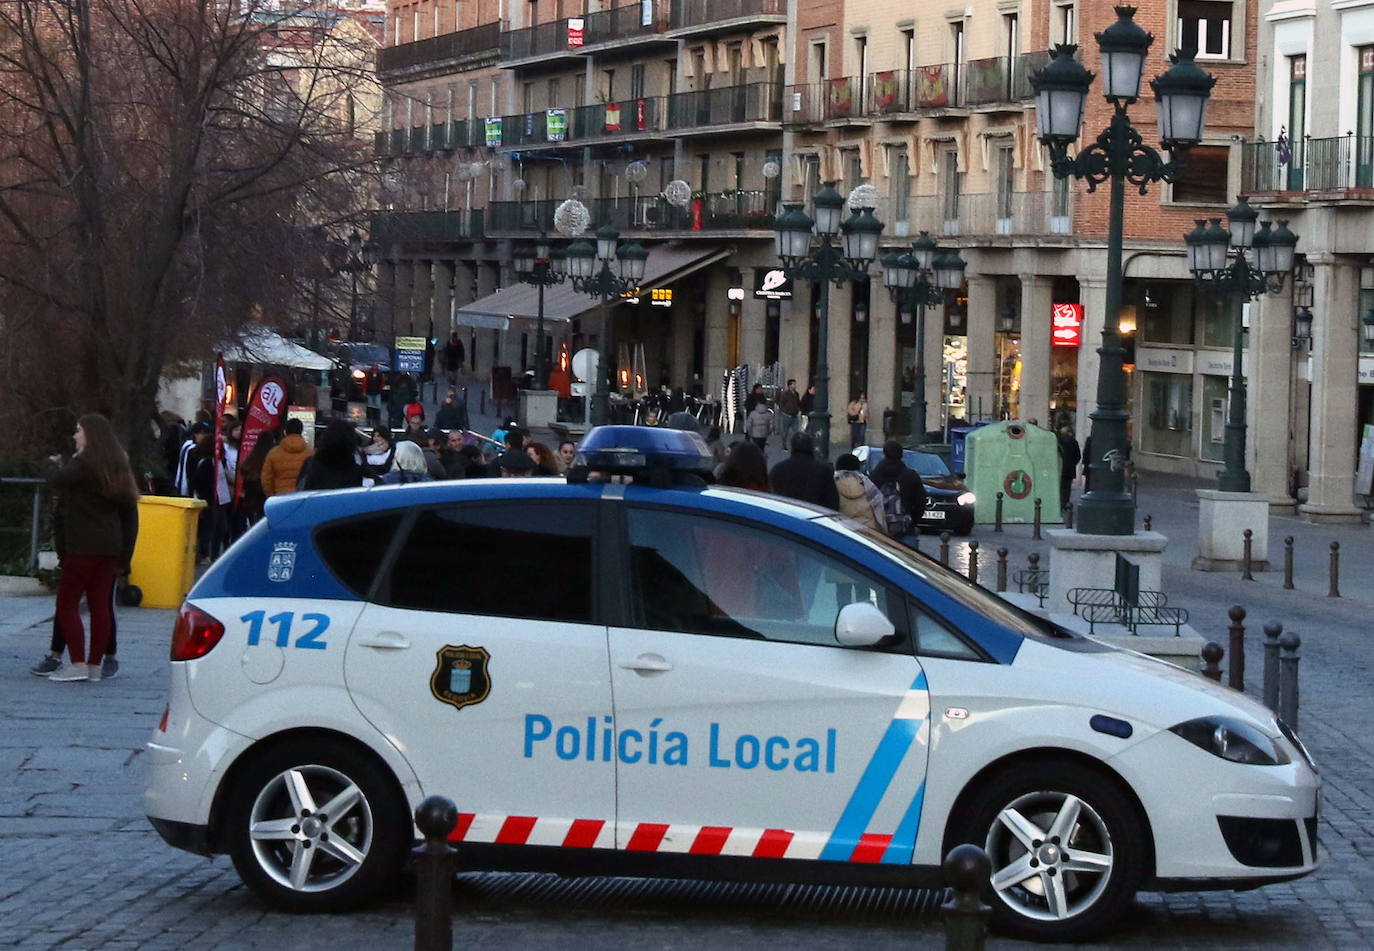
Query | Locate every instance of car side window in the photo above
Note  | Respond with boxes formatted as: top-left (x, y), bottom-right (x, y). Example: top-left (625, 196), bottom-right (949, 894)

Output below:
top-left (315, 513), bottom-right (405, 597)
top-left (909, 602), bottom-right (983, 660)
top-left (626, 507), bottom-right (899, 650)
top-left (385, 502), bottom-right (594, 622)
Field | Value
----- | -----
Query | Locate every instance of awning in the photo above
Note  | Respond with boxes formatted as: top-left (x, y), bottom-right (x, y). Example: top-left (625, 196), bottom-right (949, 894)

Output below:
top-left (455, 244), bottom-right (732, 329)
top-left (221, 329), bottom-right (334, 370)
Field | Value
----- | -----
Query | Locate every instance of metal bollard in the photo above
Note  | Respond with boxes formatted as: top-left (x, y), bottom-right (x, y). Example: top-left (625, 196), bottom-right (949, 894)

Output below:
top-left (1279, 632), bottom-right (1301, 729)
top-left (1226, 605), bottom-right (1246, 691)
top-left (1143, 514), bottom-right (1152, 532)
top-left (1027, 552), bottom-right (1041, 588)
top-left (1262, 621), bottom-right (1283, 713)
top-left (1283, 536), bottom-right (1294, 590)
top-left (414, 796), bottom-right (457, 951)
top-left (967, 539), bottom-right (980, 585)
top-left (996, 547), bottom-right (1009, 592)
top-left (942, 844), bottom-right (991, 951)
top-left (1032, 498), bottom-right (1042, 540)
top-left (1241, 529), bottom-right (1254, 581)
top-left (939, 531), bottom-right (951, 566)
top-left (1328, 541), bottom-right (1340, 598)
top-left (1064, 502), bottom-right (1074, 530)
top-left (994, 492), bottom-right (1004, 533)
top-left (1201, 641), bottom-right (1224, 682)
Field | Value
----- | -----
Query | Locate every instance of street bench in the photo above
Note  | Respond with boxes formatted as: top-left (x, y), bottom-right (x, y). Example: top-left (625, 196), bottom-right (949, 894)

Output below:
top-left (1012, 570), bottom-right (1049, 607)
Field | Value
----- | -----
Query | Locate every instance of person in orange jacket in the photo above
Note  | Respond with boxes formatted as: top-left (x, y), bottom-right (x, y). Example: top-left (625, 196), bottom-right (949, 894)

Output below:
top-left (261, 419), bottom-right (313, 497)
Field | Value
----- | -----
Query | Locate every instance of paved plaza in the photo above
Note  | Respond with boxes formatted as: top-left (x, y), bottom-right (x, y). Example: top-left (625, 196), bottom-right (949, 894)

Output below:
top-left (2, 452), bottom-right (1373, 949)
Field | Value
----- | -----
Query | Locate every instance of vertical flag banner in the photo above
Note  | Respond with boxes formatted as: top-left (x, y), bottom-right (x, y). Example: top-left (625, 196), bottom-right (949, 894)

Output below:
top-left (234, 376), bottom-right (288, 503)
top-left (214, 356), bottom-right (229, 505)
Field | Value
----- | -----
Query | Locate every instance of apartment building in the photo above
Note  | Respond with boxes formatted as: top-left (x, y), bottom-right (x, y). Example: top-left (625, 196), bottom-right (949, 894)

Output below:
top-left (372, 0), bottom-right (1261, 465)
top-left (1238, 0), bottom-right (1374, 520)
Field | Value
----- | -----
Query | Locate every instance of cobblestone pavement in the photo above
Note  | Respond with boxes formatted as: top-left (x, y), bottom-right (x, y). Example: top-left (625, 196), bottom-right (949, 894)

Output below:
top-left (2, 465), bottom-right (1372, 949)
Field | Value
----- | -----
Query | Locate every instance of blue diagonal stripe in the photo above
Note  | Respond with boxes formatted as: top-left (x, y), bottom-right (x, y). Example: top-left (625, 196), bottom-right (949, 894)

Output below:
top-left (882, 779), bottom-right (927, 864)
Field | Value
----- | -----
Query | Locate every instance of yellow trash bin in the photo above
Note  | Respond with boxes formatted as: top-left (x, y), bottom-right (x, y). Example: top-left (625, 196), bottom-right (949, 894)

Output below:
top-left (129, 496), bottom-right (207, 609)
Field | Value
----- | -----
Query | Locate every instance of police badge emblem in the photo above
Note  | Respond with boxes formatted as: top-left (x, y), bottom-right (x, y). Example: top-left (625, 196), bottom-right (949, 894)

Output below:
top-left (430, 646), bottom-right (491, 711)
top-left (268, 542), bottom-right (297, 582)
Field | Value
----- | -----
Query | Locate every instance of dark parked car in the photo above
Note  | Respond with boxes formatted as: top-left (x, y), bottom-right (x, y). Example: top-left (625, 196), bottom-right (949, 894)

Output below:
top-left (853, 446), bottom-right (976, 535)
top-left (329, 342), bottom-right (391, 401)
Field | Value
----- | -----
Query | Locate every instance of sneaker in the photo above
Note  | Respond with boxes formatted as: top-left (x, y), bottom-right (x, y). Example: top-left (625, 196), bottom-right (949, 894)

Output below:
top-left (87, 664), bottom-right (102, 683)
top-left (48, 662), bottom-right (90, 682)
top-left (29, 655), bottom-right (61, 677)
top-left (101, 656), bottom-right (119, 680)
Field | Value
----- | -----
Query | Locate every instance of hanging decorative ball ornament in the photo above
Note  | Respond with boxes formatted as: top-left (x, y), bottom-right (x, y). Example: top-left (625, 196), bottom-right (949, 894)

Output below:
top-left (663, 179), bottom-right (692, 208)
top-left (625, 160), bottom-right (649, 183)
top-left (382, 168), bottom-right (404, 192)
top-left (761, 160), bottom-right (781, 180)
top-left (512, 178), bottom-right (527, 191)
top-left (847, 183), bottom-right (880, 211)
top-left (454, 163), bottom-right (475, 182)
top-left (554, 198), bottom-right (591, 237)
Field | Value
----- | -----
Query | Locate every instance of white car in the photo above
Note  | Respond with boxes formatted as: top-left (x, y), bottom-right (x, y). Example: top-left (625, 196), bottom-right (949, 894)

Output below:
top-left (145, 427), bottom-right (1319, 942)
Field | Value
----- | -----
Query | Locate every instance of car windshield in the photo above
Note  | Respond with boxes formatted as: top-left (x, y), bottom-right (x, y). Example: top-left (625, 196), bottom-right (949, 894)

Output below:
top-left (819, 516), bottom-right (1073, 643)
top-left (348, 344), bottom-right (389, 365)
top-left (862, 449), bottom-right (952, 478)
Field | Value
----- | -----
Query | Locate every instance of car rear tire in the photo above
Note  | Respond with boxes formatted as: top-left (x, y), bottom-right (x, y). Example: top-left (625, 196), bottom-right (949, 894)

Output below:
top-left (957, 760), bottom-right (1145, 942)
top-left (226, 738), bottom-right (411, 912)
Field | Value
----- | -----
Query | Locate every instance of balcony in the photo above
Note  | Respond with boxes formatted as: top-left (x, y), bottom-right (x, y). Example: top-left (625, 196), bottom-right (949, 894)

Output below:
top-left (870, 191), bottom-right (1071, 240)
top-left (485, 190), bottom-right (779, 235)
top-left (571, 97), bottom-right (668, 142)
top-left (963, 52), bottom-right (1049, 108)
top-left (372, 211), bottom-right (485, 245)
top-left (665, 83), bottom-right (781, 135)
top-left (1242, 135), bottom-right (1374, 196)
top-left (374, 118), bottom-right (489, 156)
top-left (501, 0), bottom-right (672, 67)
top-left (377, 22), bottom-right (501, 75)
top-left (667, 0), bottom-right (786, 40)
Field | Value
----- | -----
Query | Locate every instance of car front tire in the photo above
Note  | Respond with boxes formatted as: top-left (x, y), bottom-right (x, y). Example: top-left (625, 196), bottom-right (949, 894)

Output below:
top-left (226, 738), bottom-right (411, 912)
top-left (957, 760), bottom-right (1146, 942)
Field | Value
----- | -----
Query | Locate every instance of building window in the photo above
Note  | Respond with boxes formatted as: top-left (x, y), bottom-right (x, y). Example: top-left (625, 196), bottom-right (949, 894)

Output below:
top-left (843, 149), bottom-right (862, 193)
top-left (1141, 373), bottom-right (1194, 456)
top-left (1288, 55), bottom-right (1306, 189)
top-left (994, 143), bottom-right (1015, 232)
top-left (810, 41), bottom-right (827, 83)
top-left (1177, 0), bottom-right (1232, 60)
top-left (891, 148), bottom-right (910, 223)
top-left (1051, 175), bottom-right (1071, 233)
top-left (1056, 2), bottom-right (1075, 45)
top-left (1357, 48), bottom-right (1373, 188)
top-left (1171, 144), bottom-right (1228, 203)
top-left (941, 148), bottom-right (962, 233)
top-left (630, 64), bottom-right (646, 100)
top-left (1360, 269), bottom-right (1374, 354)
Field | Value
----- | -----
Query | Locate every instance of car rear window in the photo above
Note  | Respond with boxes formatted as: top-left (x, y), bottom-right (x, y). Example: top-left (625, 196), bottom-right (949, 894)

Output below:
top-left (315, 513), bottom-right (405, 597)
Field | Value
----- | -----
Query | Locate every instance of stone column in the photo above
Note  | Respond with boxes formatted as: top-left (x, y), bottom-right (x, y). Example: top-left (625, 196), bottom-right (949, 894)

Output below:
top-left (392, 260), bottom-right (414, 342)
top-left (826, 281), bottom-right (854, 457)
top-left (452, 260), bottom-right (477, 308)
top-left (375, 259), bottom-right (397, 343)
top-left (739, 290), bottom-right (767, 368)
top-left (1300, 256), bottom-right (1363, 521)
top-left (867, 287), bottom-right (899, 447)
top-left (1076, 277), bottom-right (1108, 439)
top-left (783, 294), bottom-right (811, 394)
top-left (671, 303), bottom-right (695, 390)
top-left (964, 275), bottom-right (998, 422)
top-left (1249, 290), bottom-right (1297, 509)
top-left (411, 260), bottom-right (434, 336)
top-left (703, 269), bottom-right (732, 406)
top-left (1018, 273), bottom-right (1055, 426)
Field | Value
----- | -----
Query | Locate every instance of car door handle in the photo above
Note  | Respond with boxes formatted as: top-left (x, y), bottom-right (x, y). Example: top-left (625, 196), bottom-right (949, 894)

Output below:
top-left (355, 631), bottom-right (411, 650)
top-left (619, 653), bottom-right (673, 673)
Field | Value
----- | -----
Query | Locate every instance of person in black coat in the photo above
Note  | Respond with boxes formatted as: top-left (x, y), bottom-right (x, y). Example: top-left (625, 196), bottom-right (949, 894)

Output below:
top-left (1057, 425), bottom-right (1081, 509)
top-left (869, 440), bottom-right (927, 538)
top-left (434, 388), bottom-right (469, 432)
top-left (768, 431), bottom-right (840, 509)
top-left (298, 420), bottom-right (367, 491)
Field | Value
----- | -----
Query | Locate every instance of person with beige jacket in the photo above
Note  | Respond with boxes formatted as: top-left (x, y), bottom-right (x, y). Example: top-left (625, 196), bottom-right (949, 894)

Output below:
top-left (832, 453), bottom-right (885, 531)
top-left (261, 418), bottom-right (313, 497)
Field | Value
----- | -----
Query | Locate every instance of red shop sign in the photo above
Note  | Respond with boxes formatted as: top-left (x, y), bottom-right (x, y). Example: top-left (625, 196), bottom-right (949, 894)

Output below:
top-left (1052, 302), bottom-right (1082, 348)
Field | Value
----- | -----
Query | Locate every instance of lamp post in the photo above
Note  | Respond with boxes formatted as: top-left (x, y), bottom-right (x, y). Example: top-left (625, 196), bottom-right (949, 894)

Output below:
top-left (1029, 7), bottom-right (1216, 534)
top-left (562, 223), bottom-right (648, 425)
top-left (513, 232), bottom-right (565, 390)
top-left (334, 229), bottom-right (378, 341)
top-left (1183, 201), bottom-right (1298, 493)
top-left (775, 182), bottom-right (883, 459)
top-left (880, 232), bottom-right (967, 440)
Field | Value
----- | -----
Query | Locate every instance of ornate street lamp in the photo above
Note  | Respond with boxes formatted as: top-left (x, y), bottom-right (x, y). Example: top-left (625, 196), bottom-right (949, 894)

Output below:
top-left (879, 232), bottom-right (966, 439)
top-left (1030, 7), bottom-right (1217, 534)
top-left (335, 229), bottom-right (378, 341)
top-left (774, 182), bottom-right (882, 459)
top-left (513, 231), bottom-right (565, 390)
top-left (1183, 198), bottom-right (1299, 493)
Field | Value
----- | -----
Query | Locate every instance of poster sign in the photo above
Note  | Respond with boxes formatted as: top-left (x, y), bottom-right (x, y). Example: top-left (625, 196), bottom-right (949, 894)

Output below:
top-left (394, 335), bottom-right (427, 374)
top-left (484, 117), bottom-right (502, 147)
top-left (1051, 302), bottom-right (1082, 348)
top-left (546, 108), bottom-right (567, 141)
top-left (754, 268), bottom-right (793, 300)
top-left (604, 103), bottom-right (622, 133)
top-left (567, 17), bottom-right (584, 47)
top-left (234, 376), bottom-right (288, 503)
top-left (286, 406), bottom-right (317, 448)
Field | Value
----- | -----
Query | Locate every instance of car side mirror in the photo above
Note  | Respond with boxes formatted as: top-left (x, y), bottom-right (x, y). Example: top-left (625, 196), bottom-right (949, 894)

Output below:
top-left (835, 602), bottom-right (895, 647)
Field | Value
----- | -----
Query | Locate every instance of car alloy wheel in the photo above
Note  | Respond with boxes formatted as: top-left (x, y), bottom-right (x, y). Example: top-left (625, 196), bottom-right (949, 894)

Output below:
top-left (248, 764), bottom-right (374, 893)
top-left (985, 790), bottom-right (1113, 921)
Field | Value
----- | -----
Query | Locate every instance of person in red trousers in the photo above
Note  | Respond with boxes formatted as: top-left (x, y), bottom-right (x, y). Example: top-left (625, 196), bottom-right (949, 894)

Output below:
top-left (44, 414), bottom-right (139, 683)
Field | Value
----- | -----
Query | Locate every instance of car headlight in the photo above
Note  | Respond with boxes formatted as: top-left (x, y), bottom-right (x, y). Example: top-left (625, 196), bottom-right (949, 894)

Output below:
top-left (956, 492), bottom-right (975, 507)
top-left (352, 369), bottom-right (365, 379)
top-left (1169, 716), bottom-right (1291, 766)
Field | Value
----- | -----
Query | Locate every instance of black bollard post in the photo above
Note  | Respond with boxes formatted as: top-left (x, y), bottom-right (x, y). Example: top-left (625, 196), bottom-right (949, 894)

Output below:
top-left (1279, 632), bottom-right (1301, 729)
top-left (1027, 552), bottom-right (1041, 589)
top-left (967, 540), bottom-right (980, 585)
top-left (939, 531), bottom-right (951, 566)
top-left (1032, 498), bottom-right (1042, 540)
top-left (414, 796), bottom-right (457, 951)
top-left (1201, 641), bottom-right (1224, 682)
top-left (1328, 541), bottom-right (1340, 598)
top-left (942, 844), bottom-right (991, 951)
top-left (1262, 621), bottom-right (1283, 713)
top-left (996, 547), bottom-right (1008, 592)
top-left (1242, 529), bottom-right (1254, 581)
top-left (1226, 605), bottom-right (1245, 691)
top-left (994, 492), bottom-right (1004, 533)
top-left (1064, 502), bottom-right (1074, 530)
top-left (1283, 536), bottom-right (1295, 590)
top-left (1143, 514), bottom-right (1152, 532)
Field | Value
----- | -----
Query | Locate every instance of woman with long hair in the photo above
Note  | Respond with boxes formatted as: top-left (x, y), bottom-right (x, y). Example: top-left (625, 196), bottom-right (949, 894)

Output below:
top-left (298, 419), bottom-right (367, 491)
top-left (44, 414), bottom-right (140, 682)
top-left (715, 440), bottom-right (769, 491)
top-left (525, 440), bottom-right (561, 475)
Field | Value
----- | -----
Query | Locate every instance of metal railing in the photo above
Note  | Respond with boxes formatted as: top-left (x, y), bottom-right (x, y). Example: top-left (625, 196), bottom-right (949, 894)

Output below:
top-left (572, 97), bottom-right (665, 139)
top-left (0, 477), bottom-right (47, 574)
top-left (502, 0), bottom-right (668, 60)
top-left (1241, 134), bottom-right (1374, 193)
top-left (486, 190), bottom-right (778, 234)
top-left (666, 82), bottom-right (781, 128)
top-left (862, 190), bottom-right (1071, 239)
top-left (375, 118), bottom-right (492, 155)
top-left (372, 211), bottom-right (485, 244)
top-left (377, 22), bottom-right (502, 73)
top-left (669, 0), bottom-right (785, 29)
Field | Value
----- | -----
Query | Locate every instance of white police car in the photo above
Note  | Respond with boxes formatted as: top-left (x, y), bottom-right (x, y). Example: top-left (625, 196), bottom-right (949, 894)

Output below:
top-left (145, 426), bottom-right (1319, 942)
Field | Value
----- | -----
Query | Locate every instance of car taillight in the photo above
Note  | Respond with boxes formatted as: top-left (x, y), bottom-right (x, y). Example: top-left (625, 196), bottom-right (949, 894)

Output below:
top-left (170, 604), bottom-right (226, 661)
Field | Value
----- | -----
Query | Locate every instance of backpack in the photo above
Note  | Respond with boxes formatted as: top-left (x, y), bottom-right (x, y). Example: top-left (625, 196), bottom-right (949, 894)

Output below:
top-left (878, 479), bottom-right (910, 537)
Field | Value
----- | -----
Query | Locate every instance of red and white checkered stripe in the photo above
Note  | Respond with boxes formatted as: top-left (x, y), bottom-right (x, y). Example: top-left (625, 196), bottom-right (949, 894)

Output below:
top-left (447, 813), bottom-right (895, 863)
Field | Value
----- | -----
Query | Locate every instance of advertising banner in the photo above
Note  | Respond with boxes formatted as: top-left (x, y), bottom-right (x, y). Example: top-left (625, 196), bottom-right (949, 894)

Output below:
top-left (484, 117), bottom-right (502, 147)
top-left (546, 108), bottom-right (567, 141)
top-left (567, 17), bottom-right (584, 47)
top-left (234, 376), bottom-right (287, 503)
